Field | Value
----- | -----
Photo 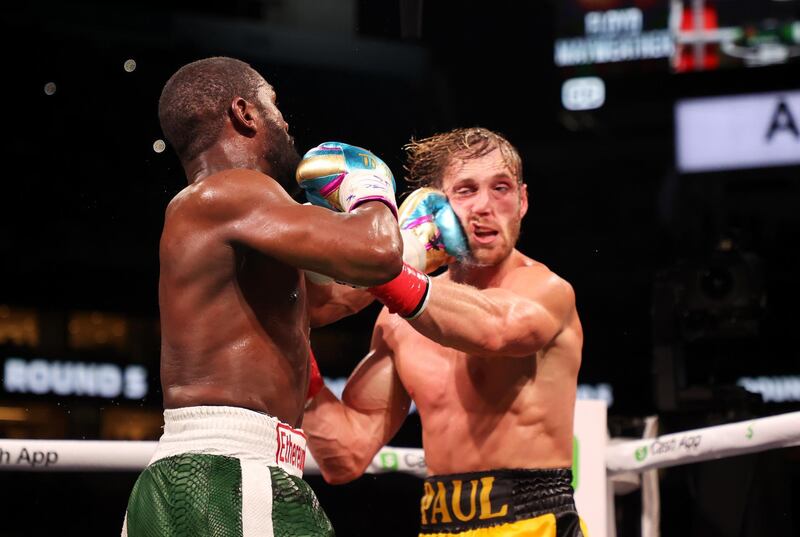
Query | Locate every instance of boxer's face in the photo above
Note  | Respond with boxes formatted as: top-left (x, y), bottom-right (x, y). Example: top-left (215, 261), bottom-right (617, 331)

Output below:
top-left (257, 84), bottom-right (300, 189)
top-left (441, 148), bottom-right (527, 267)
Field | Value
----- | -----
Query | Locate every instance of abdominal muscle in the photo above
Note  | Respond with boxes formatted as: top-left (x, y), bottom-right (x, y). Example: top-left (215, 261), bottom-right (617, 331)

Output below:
top-left (392, 327), bottom-right (577, 476)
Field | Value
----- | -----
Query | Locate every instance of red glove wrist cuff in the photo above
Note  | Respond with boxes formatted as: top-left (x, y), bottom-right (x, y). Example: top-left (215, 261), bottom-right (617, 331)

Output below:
top-left (368, 263), bottom-right (431, 319)
top-left (307, 349), bottom-right (324, 402)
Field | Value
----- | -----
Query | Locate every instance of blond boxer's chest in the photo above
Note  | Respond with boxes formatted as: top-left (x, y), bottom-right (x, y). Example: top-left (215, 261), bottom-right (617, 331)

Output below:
top-left (388, 319), bottom-right (575, 475)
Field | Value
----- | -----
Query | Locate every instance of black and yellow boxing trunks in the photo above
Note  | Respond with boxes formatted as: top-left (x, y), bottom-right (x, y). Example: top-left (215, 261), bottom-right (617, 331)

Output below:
top-left (419, 467), bottom-right (587, 536)
top-left (122, 406), bottom-right (334, 537)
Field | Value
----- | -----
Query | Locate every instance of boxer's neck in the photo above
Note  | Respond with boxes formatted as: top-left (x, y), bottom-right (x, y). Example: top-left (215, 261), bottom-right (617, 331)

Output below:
top-left (449, 249), bottom-right (523, 288)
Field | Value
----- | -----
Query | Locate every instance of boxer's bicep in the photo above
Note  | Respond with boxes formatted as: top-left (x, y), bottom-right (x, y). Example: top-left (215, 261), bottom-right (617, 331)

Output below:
top-left (202, 172), bottom-right (400, 286)
top-left (235, 201), bottom-right (401, 287)
top-left (341, 317), bottom-right (410, 458)
top-left (343, 351), bottom-right (410, 447)
top-left (306, 280), bottom-right (376, 328)
top-left (304, 314), bottom-right (409, 484)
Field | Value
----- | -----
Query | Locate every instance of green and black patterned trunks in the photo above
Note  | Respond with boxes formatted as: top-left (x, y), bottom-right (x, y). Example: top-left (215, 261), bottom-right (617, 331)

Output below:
top-left (122, 406), bottom-right (333, 537)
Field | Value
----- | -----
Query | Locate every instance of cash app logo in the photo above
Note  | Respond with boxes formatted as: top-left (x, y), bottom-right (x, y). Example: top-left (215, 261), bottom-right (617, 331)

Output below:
top-left (635, 445), bottom-right (648, 462)
top-left (380, 452), bottom-right (399, 470)
top-left (746, 424), bottom-right (754, 440)
top-left (571, 436), bottom-right (579, 490)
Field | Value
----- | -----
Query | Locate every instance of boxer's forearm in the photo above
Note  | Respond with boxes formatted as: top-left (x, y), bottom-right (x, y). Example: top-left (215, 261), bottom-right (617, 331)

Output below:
top-left (407, 279), bottom-right (560, 358)
top-left (303, 387), bottom-right (383, 484)
top-left (315, 202), bottom-right (403, 287)
top-left (306, 280), bottom-right (375, 328)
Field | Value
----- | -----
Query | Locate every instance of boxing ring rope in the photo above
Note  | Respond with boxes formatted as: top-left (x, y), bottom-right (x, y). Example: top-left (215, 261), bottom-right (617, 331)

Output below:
top-left (2, 411), bottom-right (798, 537)
top-left (605, 410), bottom-right (800, 475)
top-left (605, 410), bottom-right (800, 537)
top-left (1, 411), bottom-right (798, 475)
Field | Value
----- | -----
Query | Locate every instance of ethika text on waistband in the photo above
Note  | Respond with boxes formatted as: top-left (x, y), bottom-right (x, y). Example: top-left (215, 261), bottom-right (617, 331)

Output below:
top-left (276, 423), bottom-right (307, 473)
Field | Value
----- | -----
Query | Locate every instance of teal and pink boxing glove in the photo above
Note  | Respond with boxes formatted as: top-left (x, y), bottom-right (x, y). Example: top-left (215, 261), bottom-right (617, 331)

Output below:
top-left (296, 141), bottom-right (398, 217)
top-left (297, 142), bottom-right (468, 319)
top-left (370, 187), bottom-right (471, 318)
top-left (398, 188), bottom-right (469, 274)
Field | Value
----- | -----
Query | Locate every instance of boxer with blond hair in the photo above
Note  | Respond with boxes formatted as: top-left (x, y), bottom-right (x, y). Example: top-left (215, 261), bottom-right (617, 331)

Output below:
top-left (304, 127), bottom-right (586, 537)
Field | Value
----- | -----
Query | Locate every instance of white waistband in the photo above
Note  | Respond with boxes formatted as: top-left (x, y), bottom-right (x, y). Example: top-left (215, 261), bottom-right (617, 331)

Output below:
top-left (150, 405), bottom-right (307, 478)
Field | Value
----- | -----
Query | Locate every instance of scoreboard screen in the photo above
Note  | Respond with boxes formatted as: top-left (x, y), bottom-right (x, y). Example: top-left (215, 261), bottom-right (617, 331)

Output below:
top-left (556, 0), bottom-right (800, 73)
top-left (555, 0), bottom-right (673, 74)
top-left (556, 0), bottom-right (800, 110)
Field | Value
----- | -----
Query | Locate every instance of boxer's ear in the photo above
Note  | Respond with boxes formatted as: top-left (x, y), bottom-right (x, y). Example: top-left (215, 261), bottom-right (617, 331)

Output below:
top-left (229, 97), bottom-right (257, 135)
top-left (519, 183), bottom-right (528, 218)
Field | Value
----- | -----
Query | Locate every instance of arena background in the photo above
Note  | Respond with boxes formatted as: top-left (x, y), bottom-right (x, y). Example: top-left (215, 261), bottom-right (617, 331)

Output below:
top-left (0, 1), bottom-right (799, 535)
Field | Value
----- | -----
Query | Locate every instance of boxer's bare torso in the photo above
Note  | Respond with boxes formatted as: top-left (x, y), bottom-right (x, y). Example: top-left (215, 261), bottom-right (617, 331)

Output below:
top-left (378, 251), bottom-right (582, 474)
top-left (304, 144), bottom-right (584, 483)
top-left (159, 171), bottom-right (309, 425)
top-left (159, 169), bottom-right (399, 427)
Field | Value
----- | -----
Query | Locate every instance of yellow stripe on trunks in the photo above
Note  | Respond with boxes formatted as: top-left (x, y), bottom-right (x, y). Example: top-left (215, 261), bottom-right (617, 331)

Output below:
top-left (419, 513), bottom-right (556, 537)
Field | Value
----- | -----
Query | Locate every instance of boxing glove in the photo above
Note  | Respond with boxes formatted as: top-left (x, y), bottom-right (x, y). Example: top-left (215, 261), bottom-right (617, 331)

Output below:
top-left (296, 141), bottom-right (397, 216)
top-left (398, 188), bottom-right (469, 273)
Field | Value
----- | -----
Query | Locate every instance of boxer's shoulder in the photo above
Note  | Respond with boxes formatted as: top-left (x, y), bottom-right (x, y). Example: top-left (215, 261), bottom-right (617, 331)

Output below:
top-left (502, 255), bottom-right (574, 299)
top-left (167, 169), bottom-right (291, 222)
